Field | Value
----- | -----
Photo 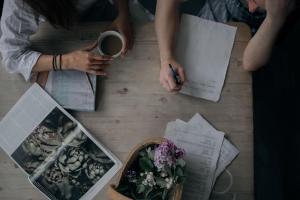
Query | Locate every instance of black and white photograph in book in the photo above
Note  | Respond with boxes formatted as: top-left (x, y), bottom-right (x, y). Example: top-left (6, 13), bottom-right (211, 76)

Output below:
top-left (11, 107), bottom-right (115, 200)
top-left (12, 107), bottom-right (77, 175)
top-left (32, 136), bottom-right (115, 200)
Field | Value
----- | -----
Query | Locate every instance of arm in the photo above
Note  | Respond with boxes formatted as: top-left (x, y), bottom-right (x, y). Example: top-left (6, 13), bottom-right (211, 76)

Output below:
top-left (243, 0), bottom-right (295, 71)
top-left (32, 44), bottom-right (112, 76)
top-left (109, 0), bottom-right (133, 55)
top-left (0, 0), bottom-right (112, 81)
top-left (155, 0), bottom-right (185, 92)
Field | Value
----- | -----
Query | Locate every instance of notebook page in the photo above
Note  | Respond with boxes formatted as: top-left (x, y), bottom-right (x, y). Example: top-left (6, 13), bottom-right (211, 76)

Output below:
top-left (45, 71), bottom-right (96, 111)
top-left (175, 14), bottom-right (236, 102)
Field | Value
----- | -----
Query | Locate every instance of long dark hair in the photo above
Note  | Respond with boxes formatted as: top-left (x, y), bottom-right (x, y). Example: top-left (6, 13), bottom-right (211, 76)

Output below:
top-left (23, 0), bottom-right (78, 28)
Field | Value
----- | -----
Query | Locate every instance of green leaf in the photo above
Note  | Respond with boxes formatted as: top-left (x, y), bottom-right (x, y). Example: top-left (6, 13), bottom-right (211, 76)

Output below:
top-left (177, 158), bottom-right (186, 167)
top-left (117, 184), bottom-right (130, 193)
top-left (155, 177), bottom-right (166, 188)
top-left (139, 150), bottom-right (147, 157)
top-left (139, 157), bottom-right (154, 171)
top-left (137, 184), bottom-right (145, 194)
top-left (148, 149), bottom-right (155, 160)
top-left (162, 189), bottom-right (168, 200)
top-left (149, 191), bottom-right (163, 200)
top-left (177, 176), bottom-right (186, 184)
top-left (165, 167), bottom-right (173, 177)
top-left (175, 167), bottom-right (184, 177)
top-left (145, 187), bottom-right (153, 199)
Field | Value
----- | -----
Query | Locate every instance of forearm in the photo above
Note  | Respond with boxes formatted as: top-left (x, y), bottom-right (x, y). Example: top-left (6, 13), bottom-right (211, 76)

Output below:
top-left (32, 54), bottom-right (70, 72)
top-left (155, 0), bottom-right (180, 62)
top-left (243, 17), bottom-right (284, 71)
top-left (115, 0), bottom-right (129, 17)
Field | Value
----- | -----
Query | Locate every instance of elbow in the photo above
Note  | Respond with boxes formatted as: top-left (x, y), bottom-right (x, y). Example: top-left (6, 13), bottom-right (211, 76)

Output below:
top-left (242, 52), bottom-right (260, 72)
top-left (242, 60), bottom-right (257, 72)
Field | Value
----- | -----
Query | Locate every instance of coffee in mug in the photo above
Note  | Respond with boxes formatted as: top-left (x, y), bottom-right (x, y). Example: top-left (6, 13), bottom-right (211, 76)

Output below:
top-left (97, 31), bottom-right (125, 58)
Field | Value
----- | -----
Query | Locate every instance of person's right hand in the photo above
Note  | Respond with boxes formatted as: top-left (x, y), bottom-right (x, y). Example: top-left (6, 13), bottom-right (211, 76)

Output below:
top-left (160, 57), bottom-right (185, 92)
top-left (62, 42), bottom-right (113, 76)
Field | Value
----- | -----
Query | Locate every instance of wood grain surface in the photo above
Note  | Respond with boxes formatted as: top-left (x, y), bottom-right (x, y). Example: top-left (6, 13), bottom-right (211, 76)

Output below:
top-left (0, 22), bottom-right (252, 200)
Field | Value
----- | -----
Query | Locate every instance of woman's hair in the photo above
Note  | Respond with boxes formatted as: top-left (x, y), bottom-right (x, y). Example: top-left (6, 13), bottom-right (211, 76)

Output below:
top-left (23, 0), bottom-right (78, 28)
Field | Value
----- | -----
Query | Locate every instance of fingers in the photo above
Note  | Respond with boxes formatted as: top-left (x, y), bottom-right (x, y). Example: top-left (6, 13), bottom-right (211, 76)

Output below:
top-left (161, 74), bottom-right (181, 93)
top-left (177, 67), bottom-right (186, 83)
top-left (161, 79), bottom-right (171, 92)
top-left (87, 69), bottom-right (107, 76)
top-left (88, 60), bottom-right (111, 66)
top-left (89, 64), bottom-right (110, 70)
top-left (167, 75), bottom-right (179, 92)
top-left (119, 26), bottom-right (133, 56)
top-left (121, 35), bottom-right (133, 56)
top-left (91, 55), bottom-right (113, 61)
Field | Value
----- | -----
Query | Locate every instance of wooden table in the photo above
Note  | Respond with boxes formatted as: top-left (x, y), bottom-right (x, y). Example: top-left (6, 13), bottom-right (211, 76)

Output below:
top-left (0, 22), bottom-right (252, 200)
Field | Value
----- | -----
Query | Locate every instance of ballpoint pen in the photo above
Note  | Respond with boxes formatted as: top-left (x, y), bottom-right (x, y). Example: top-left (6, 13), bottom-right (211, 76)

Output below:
top-left (169, 64), bottom-right (181, 85)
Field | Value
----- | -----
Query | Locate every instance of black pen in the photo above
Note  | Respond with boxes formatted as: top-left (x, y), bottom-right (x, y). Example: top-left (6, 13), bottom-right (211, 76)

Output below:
top-left (169, 64), bottom-right (181, 85)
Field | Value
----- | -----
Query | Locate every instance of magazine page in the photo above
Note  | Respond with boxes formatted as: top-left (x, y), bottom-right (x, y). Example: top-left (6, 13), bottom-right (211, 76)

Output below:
top-left (0, 83), bottom-right (57, 174)
top-left (0, 83), bottom-right (122, 199)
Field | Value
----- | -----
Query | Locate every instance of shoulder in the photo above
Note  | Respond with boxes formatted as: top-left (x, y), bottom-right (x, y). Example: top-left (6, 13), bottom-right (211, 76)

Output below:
top-left (1, 0), bottom-right (42, 35)
top-left (2, 0), bottom-right (40, 23)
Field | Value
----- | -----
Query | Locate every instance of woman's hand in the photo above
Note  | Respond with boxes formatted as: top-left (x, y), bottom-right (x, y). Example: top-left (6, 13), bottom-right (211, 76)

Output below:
top-left (109, 14), bottom-right (133, 56)
top-left (62, 42), bottom-right (113, 76)
top-left (160, 57), bottom-right (185, 92)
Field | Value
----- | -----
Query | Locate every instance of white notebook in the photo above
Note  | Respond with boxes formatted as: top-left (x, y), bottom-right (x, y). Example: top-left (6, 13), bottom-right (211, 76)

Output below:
top-left (45, 71), bottom-right (97, 111)
top-left (175, 14), bottom-right (237, 102)
top-left (0, 83), bottom-right (122, 200)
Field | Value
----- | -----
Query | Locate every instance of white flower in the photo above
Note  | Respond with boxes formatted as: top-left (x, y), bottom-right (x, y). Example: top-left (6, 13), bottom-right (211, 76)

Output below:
top-left (160, 171), bottom-right (167, 178)
top-left (165, 177), bottom-right (174, 189)
top-left (142, 171), bottom-right (156, 188)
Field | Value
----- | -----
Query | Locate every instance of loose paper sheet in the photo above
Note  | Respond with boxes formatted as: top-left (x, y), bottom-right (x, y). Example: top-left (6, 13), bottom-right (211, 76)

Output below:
top-left (175, 14), bottom-right (237, 102)
top-left (45, 71), bottom-right (96, 111)
top-left (164, 113), bottom-right (239, 200)
top-left (188, 114), bottom-right (239, 184)
top-left (165, 120), bottom-right (224, 200)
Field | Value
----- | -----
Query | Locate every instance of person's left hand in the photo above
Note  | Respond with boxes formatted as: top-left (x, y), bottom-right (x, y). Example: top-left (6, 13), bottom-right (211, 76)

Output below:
top-left (109, 15), bottom-right (133, 56)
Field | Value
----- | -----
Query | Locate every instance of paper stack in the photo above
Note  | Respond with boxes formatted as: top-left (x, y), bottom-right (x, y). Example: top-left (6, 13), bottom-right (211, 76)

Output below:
top-left (164, 114), bottom-right (239, 200)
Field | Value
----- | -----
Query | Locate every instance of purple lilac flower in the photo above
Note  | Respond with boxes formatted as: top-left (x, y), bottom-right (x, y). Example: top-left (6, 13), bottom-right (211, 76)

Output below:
top-left (154, 139), bottom-right (185, 170)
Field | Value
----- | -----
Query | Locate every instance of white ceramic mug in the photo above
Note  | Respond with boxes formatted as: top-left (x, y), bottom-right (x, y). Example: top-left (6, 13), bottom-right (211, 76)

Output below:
top-left (97, 31), bottom-right (125, 58)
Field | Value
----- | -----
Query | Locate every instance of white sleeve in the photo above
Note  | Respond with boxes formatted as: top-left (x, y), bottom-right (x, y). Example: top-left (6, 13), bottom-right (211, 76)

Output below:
top-left (0, 0), bottom-right (42, 81)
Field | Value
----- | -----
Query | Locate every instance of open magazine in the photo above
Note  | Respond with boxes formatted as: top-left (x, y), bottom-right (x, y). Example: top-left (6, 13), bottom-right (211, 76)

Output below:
top-left (0, 83), bottom-right (122, 200)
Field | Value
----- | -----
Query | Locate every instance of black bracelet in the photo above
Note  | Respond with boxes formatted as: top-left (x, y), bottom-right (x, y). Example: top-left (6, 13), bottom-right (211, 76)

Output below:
top-left (59, 54), bottom-right (62, 71)
top-left (52, 55), bottom-right (57, 71)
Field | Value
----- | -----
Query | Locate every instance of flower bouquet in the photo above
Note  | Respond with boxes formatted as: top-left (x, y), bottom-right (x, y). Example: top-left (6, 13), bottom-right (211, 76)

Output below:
top-left (107, 138), bottom-right (186, 200)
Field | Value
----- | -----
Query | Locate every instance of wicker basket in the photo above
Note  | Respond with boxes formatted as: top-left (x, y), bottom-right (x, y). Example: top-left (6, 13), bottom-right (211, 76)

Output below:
top-left (107, 137), bottom-right (183, 200)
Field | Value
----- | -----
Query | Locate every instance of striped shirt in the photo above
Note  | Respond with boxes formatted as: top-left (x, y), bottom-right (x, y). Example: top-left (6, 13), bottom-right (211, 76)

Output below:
top-left (198, 0), bottom-right (266, 33)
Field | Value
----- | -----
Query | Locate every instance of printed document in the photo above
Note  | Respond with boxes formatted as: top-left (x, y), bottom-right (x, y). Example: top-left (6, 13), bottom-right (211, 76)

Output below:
top-left (175, 14), bottom-right (237, 102)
